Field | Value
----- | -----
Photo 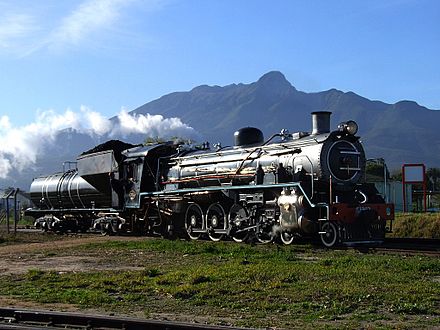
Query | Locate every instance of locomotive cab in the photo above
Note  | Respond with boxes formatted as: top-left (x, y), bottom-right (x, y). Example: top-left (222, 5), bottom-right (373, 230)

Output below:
top-left (121, 142), bottom-right (180, 208)
top-left (122, 157), bottom-right (144, 208)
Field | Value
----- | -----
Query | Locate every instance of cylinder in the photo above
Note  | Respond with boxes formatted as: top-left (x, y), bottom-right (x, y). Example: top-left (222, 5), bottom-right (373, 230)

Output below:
top-left (311, 111), bottom-right (332, 135)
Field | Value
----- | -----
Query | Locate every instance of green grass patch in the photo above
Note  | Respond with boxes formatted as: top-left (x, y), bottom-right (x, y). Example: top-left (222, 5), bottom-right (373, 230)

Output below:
top-left (0, 238), bottom-right (439, 328)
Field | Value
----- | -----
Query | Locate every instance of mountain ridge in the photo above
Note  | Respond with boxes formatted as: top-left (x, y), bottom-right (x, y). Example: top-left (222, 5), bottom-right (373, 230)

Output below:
top-left (132, 70), bottom-right (440, 168)
top-left (2, 70), bottom-right (439, 189)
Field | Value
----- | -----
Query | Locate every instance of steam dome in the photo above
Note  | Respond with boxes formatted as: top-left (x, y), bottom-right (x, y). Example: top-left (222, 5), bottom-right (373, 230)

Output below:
top-left (234, 127), bottom-right (264, 147)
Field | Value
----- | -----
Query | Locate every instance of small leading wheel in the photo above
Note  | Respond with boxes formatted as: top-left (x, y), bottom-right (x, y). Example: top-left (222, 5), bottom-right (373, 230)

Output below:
top-left (256, 231), bottom-right (274, 244)
top-left (207, 203), bottom-right (226, 242)
top-left (280, 231), bottom-right (295, 245)
top-left (256, 217), bottom-right (274, 244)
top-left (320, 222), bottom-right (339, 248)
top-left (228, 204), bottom-right (249, 243)
top-left (185, 203), bottom-right (204, 240)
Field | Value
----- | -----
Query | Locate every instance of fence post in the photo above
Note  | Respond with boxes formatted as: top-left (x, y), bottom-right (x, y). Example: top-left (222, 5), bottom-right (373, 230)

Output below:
top-left (5, 189), bottom-right (16, 234)
top-left (6, 195), bottom-right (9, 234)
top-left (14, 189), bottom-right (19, 234)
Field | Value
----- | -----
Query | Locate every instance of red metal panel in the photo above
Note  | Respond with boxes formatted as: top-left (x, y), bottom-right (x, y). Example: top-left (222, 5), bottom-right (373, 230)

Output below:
top-left (329, 203), bottom-right (394, 223)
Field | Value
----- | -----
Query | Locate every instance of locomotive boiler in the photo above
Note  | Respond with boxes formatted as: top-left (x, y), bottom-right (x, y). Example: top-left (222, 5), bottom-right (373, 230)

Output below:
top-left (26, 111), bottom-right (394, 247)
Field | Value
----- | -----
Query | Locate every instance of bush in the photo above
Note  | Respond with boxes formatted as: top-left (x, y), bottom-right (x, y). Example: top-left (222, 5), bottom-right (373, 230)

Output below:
top-left (390, 213), bottom-right (440, 238)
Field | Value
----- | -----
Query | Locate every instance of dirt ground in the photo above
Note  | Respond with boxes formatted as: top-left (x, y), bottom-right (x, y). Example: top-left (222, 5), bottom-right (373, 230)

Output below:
top-left (0, 235), bottom-right (167, 320)
top-left (0, 234), bottom-right (244, 327)
top-left (0, 233), bottom-right (439, 329)
top-left (0, 235), bottom-right (146, 276)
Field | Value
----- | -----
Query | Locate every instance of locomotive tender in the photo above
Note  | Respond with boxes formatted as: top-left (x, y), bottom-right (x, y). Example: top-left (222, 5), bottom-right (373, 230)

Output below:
top-left (26, 111), bottom-right (394, 247)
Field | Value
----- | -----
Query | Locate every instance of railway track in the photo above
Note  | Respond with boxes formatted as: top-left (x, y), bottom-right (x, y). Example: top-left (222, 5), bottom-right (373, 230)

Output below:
top-left (0, 308), bottom-right (248, 330)
top-left (380, 237), bottom-right (440, 255)
top-left (384, 237), bottom-right (440, 249)
top-left (10, 227), bottom-right (440, 255)
top-left (345, 237), bottom-right (440, 256)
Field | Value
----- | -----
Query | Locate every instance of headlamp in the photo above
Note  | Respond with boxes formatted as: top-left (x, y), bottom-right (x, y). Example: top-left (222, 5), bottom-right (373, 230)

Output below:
top-left (338, 120), bottom-right (358, 135)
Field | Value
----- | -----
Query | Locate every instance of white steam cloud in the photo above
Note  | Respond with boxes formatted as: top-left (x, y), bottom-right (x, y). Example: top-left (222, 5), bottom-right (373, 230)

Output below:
top-left (0, 107), bottom-right (198, 179)
top-left (114, 110), bottom-right (195, 138)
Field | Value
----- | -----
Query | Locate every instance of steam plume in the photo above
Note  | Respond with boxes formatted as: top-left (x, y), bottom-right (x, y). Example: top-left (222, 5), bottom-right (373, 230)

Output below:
top-left (0, 106), bottom-right (198, 179)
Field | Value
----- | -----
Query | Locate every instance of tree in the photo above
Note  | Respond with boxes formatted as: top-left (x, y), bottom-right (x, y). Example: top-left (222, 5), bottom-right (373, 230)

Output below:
top-left (390, 169), bottom-right (402, 181)
top-left (427, 168), bottom-right (440, 191)
top-left (365, 159), bottom-right (390, 181)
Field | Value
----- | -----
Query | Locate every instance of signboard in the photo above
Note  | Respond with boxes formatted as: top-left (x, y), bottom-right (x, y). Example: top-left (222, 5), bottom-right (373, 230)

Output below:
top-left (402, 164), bottom-right (426, 212)
top-left (403, 164), bottom-right (425, 183)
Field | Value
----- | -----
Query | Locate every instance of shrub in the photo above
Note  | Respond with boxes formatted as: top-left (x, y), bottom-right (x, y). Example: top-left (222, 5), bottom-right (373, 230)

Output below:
top-left (390, 213), bottom-right (440, 238)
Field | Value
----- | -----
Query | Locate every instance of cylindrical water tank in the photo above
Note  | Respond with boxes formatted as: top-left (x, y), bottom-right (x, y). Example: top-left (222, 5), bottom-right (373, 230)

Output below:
top-left (29, 170), bottom-right (111, 209)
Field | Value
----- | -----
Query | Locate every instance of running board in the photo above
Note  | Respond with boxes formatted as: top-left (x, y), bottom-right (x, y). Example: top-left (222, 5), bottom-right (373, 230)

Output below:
top-left (191, 229), bottom-right (229, 234)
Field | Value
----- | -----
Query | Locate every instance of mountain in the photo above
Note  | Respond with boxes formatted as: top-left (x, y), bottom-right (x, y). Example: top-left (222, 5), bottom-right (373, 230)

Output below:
top-left (132, 71), bottom-right (440, 168)
top-left (2, 71), bottom-right (440, 190)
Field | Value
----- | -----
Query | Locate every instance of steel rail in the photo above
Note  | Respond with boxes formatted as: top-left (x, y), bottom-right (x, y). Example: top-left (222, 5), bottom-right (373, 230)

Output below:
top-left (338, 237), bottom-right (440, 256)
top-left (0, 308), bottom-right (249, 330)
top-left (383, 237), bottom-right (440, 251)
top-left (384, 237), bottom-right (440, 246)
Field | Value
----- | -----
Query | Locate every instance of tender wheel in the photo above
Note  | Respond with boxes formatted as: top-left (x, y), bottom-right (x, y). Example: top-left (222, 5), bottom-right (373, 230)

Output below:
top-left (320, 222), bottom-right (339, 248)
top-left (207, 203), bottom-right (225, 242)
top-left (101, 222), bottom-right (115, 236)
top-left (280, 231), bottom-right (295, 245)
top-left (228, 204), bottom-right (249, 243)
top-left (101, 227), bottom-right (110, 236)
top-left (185, 203), bottom-right (204, 240)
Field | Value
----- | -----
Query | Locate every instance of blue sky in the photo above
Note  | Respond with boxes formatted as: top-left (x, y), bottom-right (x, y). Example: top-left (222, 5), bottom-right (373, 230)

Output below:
top-left (1, 0), bottom-right (439, 127)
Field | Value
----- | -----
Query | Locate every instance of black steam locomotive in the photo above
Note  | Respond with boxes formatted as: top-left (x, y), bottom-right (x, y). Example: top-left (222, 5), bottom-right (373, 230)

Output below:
top-left (26, 112), bottom-right (394, 247)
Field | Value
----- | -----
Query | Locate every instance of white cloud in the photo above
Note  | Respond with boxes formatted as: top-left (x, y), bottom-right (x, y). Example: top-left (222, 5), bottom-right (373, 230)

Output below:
top-left (81, 105), bottom-right (112, 135)
top-left (0, 13), bottom-right (37, 50)
top-left (0, 107), bottom-right (198, 179)
top-left (0, 115), bottom-right (12, 130)
top-left (0, 109), bottom-right (83, 176)
top-left (34, 109), bottom-right (80, 132)
top-left (49, 0), bottom-right (130, 48)
top-left (0, 158), bottom-right (12, 177)
top-left (0, 0), bottom-right (164, 56)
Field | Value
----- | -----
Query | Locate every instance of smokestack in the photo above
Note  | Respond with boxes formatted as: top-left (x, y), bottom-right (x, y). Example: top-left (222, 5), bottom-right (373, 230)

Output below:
top-left (311, 111), bottom-right (331, 135)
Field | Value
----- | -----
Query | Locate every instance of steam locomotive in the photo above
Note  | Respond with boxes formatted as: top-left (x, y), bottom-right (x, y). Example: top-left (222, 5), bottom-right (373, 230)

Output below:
top-left (26, 111), bottom-right (394, 247)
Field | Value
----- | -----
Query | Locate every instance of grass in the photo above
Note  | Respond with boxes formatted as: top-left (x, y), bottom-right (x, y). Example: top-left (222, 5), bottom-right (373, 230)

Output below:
top-left (390, 212), bottom-right (440, 238)
top-left (0, 238), bottom-right (439, 329)
top-left (0, 215), bottom-right (34, 227)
